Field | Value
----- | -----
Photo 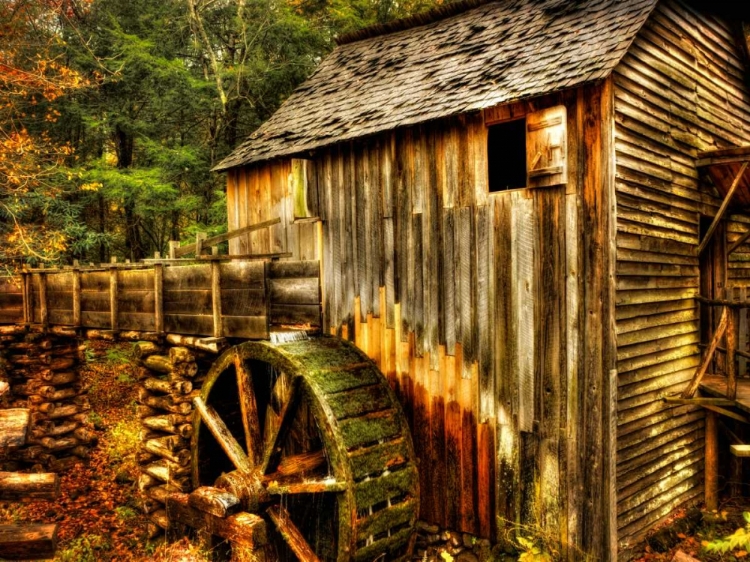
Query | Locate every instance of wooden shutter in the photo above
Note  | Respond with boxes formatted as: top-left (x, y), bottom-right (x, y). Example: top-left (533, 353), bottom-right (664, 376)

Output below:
top-left (526, 106), bottom-right (567, 188)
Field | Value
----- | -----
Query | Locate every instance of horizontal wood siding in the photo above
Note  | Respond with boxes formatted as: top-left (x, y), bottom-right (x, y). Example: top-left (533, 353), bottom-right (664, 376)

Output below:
top-left (614, 0), bottom-right (750, 552)
top-left (230, 85), bottom-right (616, 558)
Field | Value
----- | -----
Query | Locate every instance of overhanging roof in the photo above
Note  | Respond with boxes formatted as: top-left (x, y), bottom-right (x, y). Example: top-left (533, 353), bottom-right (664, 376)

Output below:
top-left (214, 0), bottom-right (658, 171)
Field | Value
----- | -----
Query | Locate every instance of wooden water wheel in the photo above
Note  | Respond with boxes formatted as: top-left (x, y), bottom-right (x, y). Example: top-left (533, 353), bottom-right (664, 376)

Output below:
top-left (172, 337), bottom-right (419, 562)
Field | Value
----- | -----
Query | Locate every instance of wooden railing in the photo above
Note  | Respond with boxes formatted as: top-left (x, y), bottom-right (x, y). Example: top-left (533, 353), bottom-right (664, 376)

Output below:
top-left (682, 294), bottom-right (750, 401)
top-left (0, 259), bottom-right (321, 340)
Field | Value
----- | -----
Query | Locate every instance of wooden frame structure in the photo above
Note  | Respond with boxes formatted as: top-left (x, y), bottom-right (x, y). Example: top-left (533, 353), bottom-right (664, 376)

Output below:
top-left (0, 221), bottom-right (322, 341)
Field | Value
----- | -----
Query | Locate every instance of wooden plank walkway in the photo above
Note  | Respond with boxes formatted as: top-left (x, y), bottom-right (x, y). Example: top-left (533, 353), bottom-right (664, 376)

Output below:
top-left (701, 375), bottom-right (750, 415)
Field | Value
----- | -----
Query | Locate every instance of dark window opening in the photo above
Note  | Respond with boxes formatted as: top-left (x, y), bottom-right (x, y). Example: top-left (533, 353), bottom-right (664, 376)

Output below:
top-left (487, 118), bottom-right (526, 192)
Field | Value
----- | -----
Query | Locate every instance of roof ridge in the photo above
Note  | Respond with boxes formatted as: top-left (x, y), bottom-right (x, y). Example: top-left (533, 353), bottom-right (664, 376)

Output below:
top-left (335, 0), bottom-right (499, 46)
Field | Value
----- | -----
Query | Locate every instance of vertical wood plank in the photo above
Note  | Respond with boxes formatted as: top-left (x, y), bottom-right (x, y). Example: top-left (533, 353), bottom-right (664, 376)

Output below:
top-left (705, 410), bottom-right (718, 511)
top-left (426, 125), bottom-right (442, 369)
top-left (512, 192), bottom-right (536, 432)
top-left (39, 272), bottom-right (48, 326)
top-left (443, 209), bottom-right (456, 354)
top-left (211, 261), bottom-right (222, 338)
top-left (270, 161), bottom-right (287, 253)
top-left (154, 263), bottom-right (164, 334)
top-left (109, 267), bottom-right (118, 331)
top-left (477, 204), bottom-right (492, 421)
top-left (72, 268), bottom-right (81, 327)
top-left (356, 143), bottom-right (369, 319)
top-left (227, 170), bottom-right (240, 255)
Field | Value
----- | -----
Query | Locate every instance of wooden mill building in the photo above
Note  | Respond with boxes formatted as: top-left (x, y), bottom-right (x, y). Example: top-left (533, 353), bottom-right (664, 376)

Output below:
top-left (213, 0), bottom-right (750, 559)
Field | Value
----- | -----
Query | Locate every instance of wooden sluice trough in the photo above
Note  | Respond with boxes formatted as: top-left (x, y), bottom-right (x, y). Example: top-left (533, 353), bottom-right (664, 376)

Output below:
top-left (0, 257), bottom-right (322, 341)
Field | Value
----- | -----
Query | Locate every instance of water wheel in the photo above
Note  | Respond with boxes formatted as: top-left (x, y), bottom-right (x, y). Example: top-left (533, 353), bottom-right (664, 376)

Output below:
top-left (178, 337), bottom-right (419, 562)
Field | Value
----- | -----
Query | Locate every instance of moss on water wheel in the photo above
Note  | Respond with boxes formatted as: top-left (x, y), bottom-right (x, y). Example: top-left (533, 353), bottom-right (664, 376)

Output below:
top-left (192, 337), bottom-right (419, 562)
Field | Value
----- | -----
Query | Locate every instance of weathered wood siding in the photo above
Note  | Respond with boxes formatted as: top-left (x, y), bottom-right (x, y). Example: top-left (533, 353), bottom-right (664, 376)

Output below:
top-left (613, 0), bottom-right (750, 552)
top-left (229, 84), bottom-right (617, 559)
top-left (226, 160), bottom-right (319, 261)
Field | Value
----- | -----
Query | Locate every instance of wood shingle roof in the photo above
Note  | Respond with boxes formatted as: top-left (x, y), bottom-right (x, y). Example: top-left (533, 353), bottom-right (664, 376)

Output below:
top-left (214, 0), bottom-right (658, 171)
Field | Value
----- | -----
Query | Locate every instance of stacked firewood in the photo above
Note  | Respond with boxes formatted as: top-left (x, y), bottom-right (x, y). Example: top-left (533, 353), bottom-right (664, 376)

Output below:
top-left (0, 327), bottom-right (93, 471)
top-left (134, 342), bottom-right (207, 537)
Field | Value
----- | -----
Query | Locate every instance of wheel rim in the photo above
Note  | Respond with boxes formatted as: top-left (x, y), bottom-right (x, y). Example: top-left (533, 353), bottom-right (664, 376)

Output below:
top-left (192, 338), bottom-right (419, 562)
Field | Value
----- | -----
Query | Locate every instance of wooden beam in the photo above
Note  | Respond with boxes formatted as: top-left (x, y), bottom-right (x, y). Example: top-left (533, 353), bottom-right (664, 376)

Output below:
top-left (0, 409), bottom-right (29, 448)
top-left (267, 505), bottom-right (321, 562)
top-left (0, 523), bottom-right (57, 560)
top-left (663, 396), bottom-right (734, 406)
top-left (211, 261), bottom-right (222, 338)
top-left (706, 411), bottom-right (719, 511)
top-left (701, 343), bottom-right (750, 360)
top-left (195, 232), bottom-right (207, 257)
top-left (166, 493), bottom-right (269, 558)
top-left (697, 296), bottom-right (750, 308)
top-left (154, 263), bottom-right (164, 334)
top-left (142, 252), bottom-right (292, 264)
top-left (682, 306), bottom-right (729, 398)
top-left (697, 161), bottom-right (748, 255)
top-left (730, 444), bottom-right (750, 457)
top-left (168, 241), bottom-right (180, 259)
top-left (704, 404), bottom-right (749, 423)
top-left (21, 272), bottom-right (29, 324)
top-left (728, 227), bottom-right (750, 254)
top-left (174, 218), bottom-right (281, 258)
top-left (193, 397), bottom-right (252, 473)
top-left (0, 472), bottom-right (59, 501)
top-left (109, 266), bottom-right (118, 332)
top-left (38, 273), bottom-right (47, 327)
top-left (728, 308), bottom-right (739, 400)
top-left (72, 268), bottom-right (81, 327)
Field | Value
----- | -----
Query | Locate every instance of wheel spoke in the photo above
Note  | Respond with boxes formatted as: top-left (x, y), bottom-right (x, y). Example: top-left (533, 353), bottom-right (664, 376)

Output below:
top-left (234, 352), bottom-right (262, 465)
top-left (266, 477), bottom-right (347, 495)
top-left (262, 450), bottom-right (326, 482)
top-left (267, 504), bottom-right (321, 562)
top-left (260, 376), bottom-right (301, 475)
top-left (194, 396), bottom-right (252, 473)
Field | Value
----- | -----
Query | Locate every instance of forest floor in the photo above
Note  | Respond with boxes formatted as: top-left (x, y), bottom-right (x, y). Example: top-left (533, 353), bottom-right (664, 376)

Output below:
top-left (0, 340), bottom-right (207, 562)
top-left (630, 501), bottom-right (750, 562)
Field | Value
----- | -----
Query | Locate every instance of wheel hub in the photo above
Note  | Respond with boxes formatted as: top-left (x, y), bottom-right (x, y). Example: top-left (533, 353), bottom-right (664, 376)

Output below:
top-left (215, 469), bottom-right (269, 512)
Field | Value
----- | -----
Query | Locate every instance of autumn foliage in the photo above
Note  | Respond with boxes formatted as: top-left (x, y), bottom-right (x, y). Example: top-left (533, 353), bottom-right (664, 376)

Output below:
top-left (0, 0), bottom-right (87, 265)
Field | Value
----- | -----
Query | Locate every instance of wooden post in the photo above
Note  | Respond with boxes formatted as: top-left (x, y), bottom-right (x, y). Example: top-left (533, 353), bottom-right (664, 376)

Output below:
top-left (211, 261), bottom-right (222, 338)
top-left (728, 307), bottom-right (739, 400)
top-left (196, 233), bottom-right (207, 257)
top-left (21, 270), bottom-right (29, 325)
top-left (109, 266), bottom-right (118, 332)
top-left (706, 410), bottom-right (719, 511)
top-left (169, 241), bottom-right (180, 260)
top-left (72, 267), bottom-right (81, 327)
top-left (38, 271), bottom-right (48, 327)
top-left (154, 263), bottom-right (164, 334)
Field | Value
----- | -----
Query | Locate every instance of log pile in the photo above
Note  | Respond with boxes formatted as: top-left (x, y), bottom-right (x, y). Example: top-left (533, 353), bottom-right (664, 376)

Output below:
top-left (0, 326), bottom-right (93, 471)
top-left (134, 341), bottom-right (212, 537)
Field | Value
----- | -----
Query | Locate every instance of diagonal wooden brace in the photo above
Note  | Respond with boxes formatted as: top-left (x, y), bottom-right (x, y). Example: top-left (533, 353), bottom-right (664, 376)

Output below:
top-left (682, 306), bottom-right (729, 398)
top-left (698, 161), bottom-right (749, 256)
